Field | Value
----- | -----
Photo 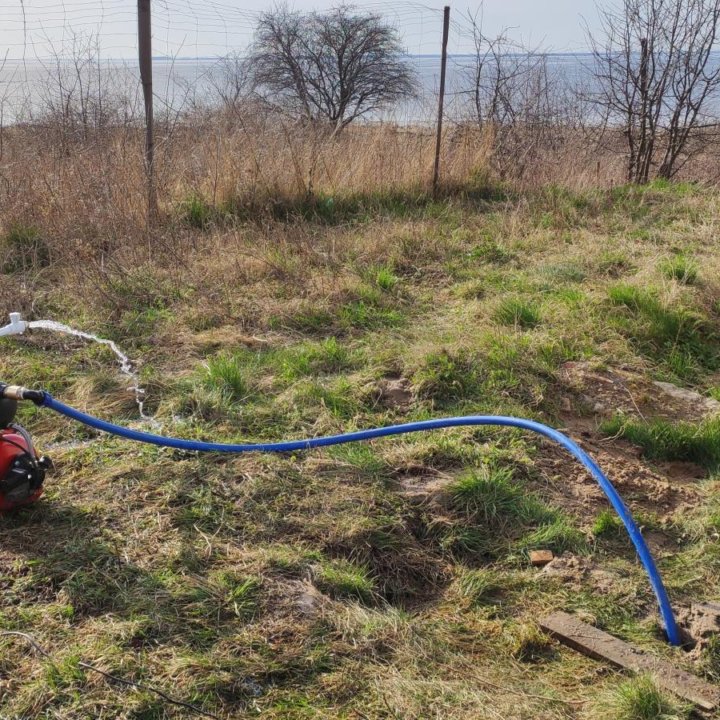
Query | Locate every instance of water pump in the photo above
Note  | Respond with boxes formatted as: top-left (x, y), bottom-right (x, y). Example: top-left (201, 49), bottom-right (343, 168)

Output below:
top-left (0, 392), bottom-right (50, 510)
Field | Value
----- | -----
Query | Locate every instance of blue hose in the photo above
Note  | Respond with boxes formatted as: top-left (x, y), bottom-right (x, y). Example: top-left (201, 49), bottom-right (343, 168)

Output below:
top-left (41, 392), bottom-right (680, 645)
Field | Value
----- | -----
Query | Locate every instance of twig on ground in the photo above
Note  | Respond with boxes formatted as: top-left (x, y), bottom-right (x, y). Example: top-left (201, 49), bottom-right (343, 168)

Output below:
top-left (0, 631), bottom-right (220, 719)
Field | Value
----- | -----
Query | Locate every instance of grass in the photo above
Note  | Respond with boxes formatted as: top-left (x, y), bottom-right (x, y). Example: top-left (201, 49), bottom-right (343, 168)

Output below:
top-left (660, 254), bottom-right (699, 285)
top-left (445, 466), bottom-right (586, 557)
top-left (517, 516), bottom-right (587, 555)
top-left (493, 297), bottom-right (542, 329)
top-left (5, 151), bottom-right (720, 717)
top-left (590, 675), bottom-right (689, 720)
top-left (456, 568), bottom-right (506, 605)
top-left (601, 415), bottom-right (720, 471)
top-left (607, 283), bottom-right (718, 379)
top-left (180, 194), bottom-right (216, 229)
top-left (412, 349), bottom-right (483, 405)
top-left (1, 223), bottom-right (50, 273)
top-left (373, 265), bottom-right (400, 291)
top-left (313, 559), bottom-right (376, 602)
top-left (446, 466), bottom-right (551, 526)
top-left (279, 337), bottom-right (355, 380)
top-left (203, 352), bottom-right (255, 403)
top-left (593, 509), bottom-right (623, 538)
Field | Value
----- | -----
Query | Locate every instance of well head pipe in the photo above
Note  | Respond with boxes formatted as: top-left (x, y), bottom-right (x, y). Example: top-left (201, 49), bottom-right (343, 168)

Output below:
top-left (0, 313), bottom-right (27, 337)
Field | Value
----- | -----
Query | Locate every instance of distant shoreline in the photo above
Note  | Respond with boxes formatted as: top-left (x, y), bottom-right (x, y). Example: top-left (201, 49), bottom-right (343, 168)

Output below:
top-left (2, 52), bottom-right (601, 64)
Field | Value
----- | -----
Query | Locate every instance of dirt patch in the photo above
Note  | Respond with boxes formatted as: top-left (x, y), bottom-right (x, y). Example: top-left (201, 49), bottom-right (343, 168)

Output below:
top-left (677, 603), bottom-right (720, 657)
top-left (541, 553), bottom-right (633, 595)
top-left (182, 325), bottom-right (271, 354)
top-left (395, 471), bottom-right (451, 504)
top-left (374, 378), bottom-right (414, 411)
top-left (542, 363), bottom-right (712, 523)
top-left (271, 578), bottom-right (331, 620)
top-left (535, 433), bottom-right (702, 525)
top-left (559, 361), bottom-right (720, 423)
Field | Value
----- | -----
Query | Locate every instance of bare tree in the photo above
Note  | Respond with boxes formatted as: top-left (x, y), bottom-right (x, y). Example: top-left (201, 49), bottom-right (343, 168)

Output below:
top-left (587, 0), bottom-right (720, 183)
top-left (249, 4), bottom-right (417, 132)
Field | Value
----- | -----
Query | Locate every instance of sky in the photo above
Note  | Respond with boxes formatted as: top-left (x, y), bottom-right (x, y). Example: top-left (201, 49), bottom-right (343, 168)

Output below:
top-left (2, 0), bottom-right (604, 60)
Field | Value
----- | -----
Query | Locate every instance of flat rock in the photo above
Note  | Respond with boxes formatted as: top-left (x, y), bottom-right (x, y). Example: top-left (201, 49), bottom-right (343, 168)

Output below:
top-left (653, 381), bottom-right (720, 416)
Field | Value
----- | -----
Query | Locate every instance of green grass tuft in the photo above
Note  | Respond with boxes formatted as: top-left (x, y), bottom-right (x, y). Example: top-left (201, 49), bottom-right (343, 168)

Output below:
top-left (181, 194), bottom-right (215, 229)
top-left (517, 516), bottom-right (587, 555)
top-left (413, 349), bottom-right (483, 405)
top-left (457, 568), bottom-right (505, 605)
top-left (660, 254), bottom-right (698, 285)
top-left (280, 337), bottom-right (354, 380)
top-left (374, 266), bottom-right (400, 291)
top-left (608, 283), bottom-right (717, 378)
top-left (493, 298), bottom-right (542, 329)
top-left (592, 509), bottom-right (623, 538)
top-left (601, 415), bottom-right (720, 471)
top-left (203, 352), bottom-right (254, 403)
top-left (447, 466), bottom-right (553, 527)
top-left (591, 675), bottom-right (689, 720)
top-left (314, 559), bottom-right (376, 602)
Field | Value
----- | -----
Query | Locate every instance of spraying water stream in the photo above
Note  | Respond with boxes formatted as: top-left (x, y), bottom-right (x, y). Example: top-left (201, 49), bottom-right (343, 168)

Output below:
top-left (26, 320), bottom-right (150, 420)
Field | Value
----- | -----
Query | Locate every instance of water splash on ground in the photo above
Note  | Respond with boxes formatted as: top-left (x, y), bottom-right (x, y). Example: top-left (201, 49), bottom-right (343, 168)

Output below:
top-left (27, 319), bottom-right (152, 420)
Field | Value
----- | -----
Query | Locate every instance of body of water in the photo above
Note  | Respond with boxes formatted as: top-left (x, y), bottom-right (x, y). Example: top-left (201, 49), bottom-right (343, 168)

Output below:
top-left (3, 52), bottom-right (715, 125)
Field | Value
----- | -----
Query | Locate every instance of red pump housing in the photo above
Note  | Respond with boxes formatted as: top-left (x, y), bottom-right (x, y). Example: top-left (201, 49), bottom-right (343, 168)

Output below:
top-left (0, 427), bottom-right (46, 510)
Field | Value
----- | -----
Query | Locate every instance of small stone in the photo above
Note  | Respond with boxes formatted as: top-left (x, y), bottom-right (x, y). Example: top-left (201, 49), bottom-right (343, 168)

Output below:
top-left (530, 550), bottom-right (554, 567)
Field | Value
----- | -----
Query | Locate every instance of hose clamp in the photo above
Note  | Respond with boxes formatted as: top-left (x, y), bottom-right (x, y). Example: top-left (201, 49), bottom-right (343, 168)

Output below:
top-left (0, 384), bottom-right (46, 405)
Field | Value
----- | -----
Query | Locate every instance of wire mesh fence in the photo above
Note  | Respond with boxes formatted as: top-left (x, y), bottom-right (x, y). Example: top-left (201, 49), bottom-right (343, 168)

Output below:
top-left (2, 0), bottom-right (720, 224)
top-left (2, 1), bottom-right (485, 125)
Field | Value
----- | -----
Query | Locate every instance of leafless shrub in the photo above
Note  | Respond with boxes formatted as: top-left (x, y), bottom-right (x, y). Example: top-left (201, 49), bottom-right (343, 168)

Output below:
top-left (461, 10), bottom-right (573, 182)
top-left (26, 31), bottom-right (143, 157)
top-left (208, 53), bottom-right (256, 114)
top-left (587, 0), bottom-right (720, 183)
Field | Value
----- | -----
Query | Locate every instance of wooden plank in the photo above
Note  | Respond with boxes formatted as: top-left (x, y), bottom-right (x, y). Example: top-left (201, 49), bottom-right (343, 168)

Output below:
top-left (540, 611), bottom-right (720, 711)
